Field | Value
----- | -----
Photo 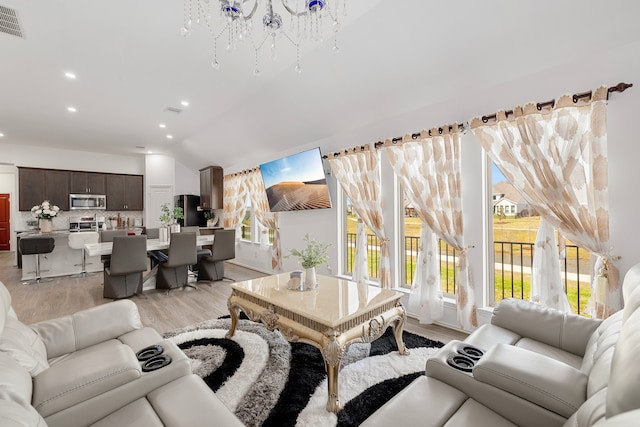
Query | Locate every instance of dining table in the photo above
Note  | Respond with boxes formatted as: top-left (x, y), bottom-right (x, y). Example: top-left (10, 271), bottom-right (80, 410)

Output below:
top-left (83, 235), bottom-right (215, 257)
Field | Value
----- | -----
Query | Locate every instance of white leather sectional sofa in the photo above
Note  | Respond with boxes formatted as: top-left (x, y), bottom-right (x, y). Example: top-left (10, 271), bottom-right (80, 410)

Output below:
top-left (362, 263), bottom-right (640, 427)
top-left (0, 281), bottom-right (243, 427)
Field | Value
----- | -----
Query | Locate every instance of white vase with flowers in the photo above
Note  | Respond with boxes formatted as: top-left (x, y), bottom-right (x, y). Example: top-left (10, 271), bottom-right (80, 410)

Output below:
top-left (31, 200), bottom-right (61, 233)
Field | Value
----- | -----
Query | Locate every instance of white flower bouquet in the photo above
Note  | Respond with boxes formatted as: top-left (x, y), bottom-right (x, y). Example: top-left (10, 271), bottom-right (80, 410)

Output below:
top-left (31, 200), bottom-right (61, 220)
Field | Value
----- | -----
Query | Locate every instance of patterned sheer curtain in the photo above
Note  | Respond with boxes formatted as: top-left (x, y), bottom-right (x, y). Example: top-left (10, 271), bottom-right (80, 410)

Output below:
top-left (470, 86), bottom-right (620, 318)
top-left (328, 146), bottom-right (391, 288)
top-left (223, 173), bottom-right (249, 238)
top-left (245, 168), bottom-right (282, 271)
top-left (384, 125), bottom-right (477, 329)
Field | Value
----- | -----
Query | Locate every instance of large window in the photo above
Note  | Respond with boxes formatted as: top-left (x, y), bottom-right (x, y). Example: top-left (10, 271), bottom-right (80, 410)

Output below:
top-left (401, 192), bottom-right (457, 295)
top-left (489, 162), bottom-right (591, 315)
top-left (241, 198), bottom-right (274, 245)
top-left (241, 198), bottom-right (252, 241)
top-left (343, 195), bottom-right (380, 282)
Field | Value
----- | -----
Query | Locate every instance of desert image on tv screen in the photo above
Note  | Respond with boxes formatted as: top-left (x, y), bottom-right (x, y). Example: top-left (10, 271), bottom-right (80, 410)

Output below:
top-left (260, 148), bottom-right (332, 212)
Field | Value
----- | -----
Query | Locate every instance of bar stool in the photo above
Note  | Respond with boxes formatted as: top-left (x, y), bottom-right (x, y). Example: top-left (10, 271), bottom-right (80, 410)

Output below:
top-left (19, 237), bottom-right (55, 284)
top-left (68, 232), bottom-right (99, 277)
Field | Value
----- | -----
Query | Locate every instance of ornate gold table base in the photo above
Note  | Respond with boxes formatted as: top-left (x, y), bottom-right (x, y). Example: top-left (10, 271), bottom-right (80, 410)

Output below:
top-left (226, 289), bottom-right (409, 413)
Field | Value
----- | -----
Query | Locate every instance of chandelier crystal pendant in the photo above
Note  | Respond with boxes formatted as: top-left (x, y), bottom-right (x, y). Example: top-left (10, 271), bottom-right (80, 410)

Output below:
top-left (181, 0), bottom-right (346, 75)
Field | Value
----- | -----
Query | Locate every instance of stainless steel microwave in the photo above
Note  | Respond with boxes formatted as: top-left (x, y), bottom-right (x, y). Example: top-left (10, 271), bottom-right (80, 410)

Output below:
top-left (69, 194), bottom-right (106, 210)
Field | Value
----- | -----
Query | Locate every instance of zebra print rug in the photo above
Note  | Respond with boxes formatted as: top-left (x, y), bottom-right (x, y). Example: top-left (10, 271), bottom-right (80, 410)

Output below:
top-left (163, 318), bottom-right (443, 427)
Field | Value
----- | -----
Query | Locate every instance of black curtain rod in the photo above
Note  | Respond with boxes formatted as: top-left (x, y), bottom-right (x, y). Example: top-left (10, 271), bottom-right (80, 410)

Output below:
top-left (322, 124), bottom-right (464, 158)
top-left (322, 82), bottom-right (633, 159)
top-left (480, 82), bottom-right (633, 123)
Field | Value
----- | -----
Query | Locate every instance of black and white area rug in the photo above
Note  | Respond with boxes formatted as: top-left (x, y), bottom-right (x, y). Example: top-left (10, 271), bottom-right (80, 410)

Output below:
top-left (163, 318), bottom-right (444, 427)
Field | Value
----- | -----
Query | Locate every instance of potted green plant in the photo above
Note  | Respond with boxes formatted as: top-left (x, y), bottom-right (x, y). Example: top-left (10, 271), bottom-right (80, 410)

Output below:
top-left (159, 203), bottom-right (184, 240)
top-left (287, 233), bottom-right (331, 289)
top-left (204, 211), bottom-right (219, 227)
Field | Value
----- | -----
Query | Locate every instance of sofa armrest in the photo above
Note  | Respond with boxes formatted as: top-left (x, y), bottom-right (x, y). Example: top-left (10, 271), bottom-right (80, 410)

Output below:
top-left (32, 344), bottom-right (141, 418)
top-left (491, 299), bottom-right (601, 356)
top-left (473, 344), bottom-right (587, 418)
top-left (31, 300), bottom-right (143, 359)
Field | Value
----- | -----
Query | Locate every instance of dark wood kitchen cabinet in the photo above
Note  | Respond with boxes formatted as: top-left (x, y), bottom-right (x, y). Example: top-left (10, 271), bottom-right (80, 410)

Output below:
top-left (18, 168), bottom-right (45, 211)
top-left (199, 166), bottom-right (223, 210)
top-left (45, 170), bottom-right (70, 211)
top-left (18, 167), bottom-right (69, 211)
top-left (70, 172), bottom-right (105, 194)
top-left (106, 174), bottom-right (143, 211)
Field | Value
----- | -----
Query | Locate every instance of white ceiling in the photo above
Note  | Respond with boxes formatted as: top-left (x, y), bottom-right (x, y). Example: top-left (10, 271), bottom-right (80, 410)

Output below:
top-left (2, 0), bottom-right (640, 171)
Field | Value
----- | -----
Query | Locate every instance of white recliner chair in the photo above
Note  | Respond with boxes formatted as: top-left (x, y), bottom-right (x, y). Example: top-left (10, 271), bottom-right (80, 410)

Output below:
top-left (362, 262), bottom-right (640, 427)
top-left (0, 281), bottom-right (244, 427)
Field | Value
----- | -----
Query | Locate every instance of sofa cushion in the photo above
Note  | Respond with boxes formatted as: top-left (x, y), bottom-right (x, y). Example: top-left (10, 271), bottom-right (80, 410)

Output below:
top-left (514, 338), bottom-right (583, 369)
top-left (33, 343), bottom-right (141, 417)
top-left (147, 374), bottom-right (245, 427)
top-left (31, 300), bottom-right (143, 359)
top-left (0, 352), bottom-right (33, 406)
top-left (0, 400), bottom-right (47, 427)
top-left (360, 376), bottom-right (467, 427)
top-left (89, 398), bottom-right (164, 427)
top-left (0, 317), bottom-right (49, 376)
top-left (491, 299), bottom-right (600, 357)
top-left (444, 399), bottom-right (516, 427)
top-left (606, 308), bottom-right (640, 418)
top-left (473, 344), bottom-right (587, 418)
top-left (117, 327), bottom-right (164, 352)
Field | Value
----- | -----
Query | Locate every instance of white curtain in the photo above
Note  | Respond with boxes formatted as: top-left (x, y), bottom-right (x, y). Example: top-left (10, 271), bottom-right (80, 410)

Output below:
top-left (471, 86), bottom-right (620, 318)
top-left (328, 146), bottom-right (391, 288)
top-left (223, 173), bottom-right (249, 239)
top-left (245, 169), bottom-right (282, 271)
top-left (384, 125), bottom-right (477, 329)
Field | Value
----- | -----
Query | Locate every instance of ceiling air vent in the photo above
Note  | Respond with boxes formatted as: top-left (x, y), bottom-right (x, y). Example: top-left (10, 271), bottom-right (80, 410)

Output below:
top-left (0, 5), bottom-right (24, 39)
top-left (164, 107), bottom-right (183, 114)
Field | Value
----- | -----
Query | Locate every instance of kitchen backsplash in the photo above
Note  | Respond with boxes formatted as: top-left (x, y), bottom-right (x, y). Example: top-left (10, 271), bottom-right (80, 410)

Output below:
top-left (17, 210), bottom-right (144, 231)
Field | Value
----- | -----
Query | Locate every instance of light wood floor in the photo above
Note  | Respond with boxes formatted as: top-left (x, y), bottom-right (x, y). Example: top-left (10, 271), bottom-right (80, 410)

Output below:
top-left (0, 251), bottom-right (467, 343)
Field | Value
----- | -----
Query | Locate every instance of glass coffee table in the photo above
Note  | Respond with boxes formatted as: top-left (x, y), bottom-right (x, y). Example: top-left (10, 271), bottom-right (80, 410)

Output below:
top-left (226, 273), bottom-right (408, 413)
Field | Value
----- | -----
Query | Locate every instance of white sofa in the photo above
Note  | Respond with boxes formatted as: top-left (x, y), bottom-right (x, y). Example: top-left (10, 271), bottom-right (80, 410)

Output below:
top-left (362, 262), bottom-right (640, 427)
top-left (0, 281), bottom-right (243, 427)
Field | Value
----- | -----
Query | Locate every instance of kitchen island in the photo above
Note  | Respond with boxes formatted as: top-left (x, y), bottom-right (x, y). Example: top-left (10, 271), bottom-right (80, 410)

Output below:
top-left (17, 231), bottom-right (102, 280)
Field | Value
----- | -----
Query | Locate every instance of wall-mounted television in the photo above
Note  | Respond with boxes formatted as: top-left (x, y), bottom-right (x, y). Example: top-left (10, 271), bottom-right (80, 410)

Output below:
top-left (259, 147), bottom-right (332, 212)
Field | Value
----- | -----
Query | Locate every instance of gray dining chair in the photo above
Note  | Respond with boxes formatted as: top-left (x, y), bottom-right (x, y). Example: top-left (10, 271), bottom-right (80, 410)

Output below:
top-left (178, 226), bottom-right (212, 275)
top-left (197, 229), bottom-right (235, 282)
top-left (144, 228), bottom-right (160, 239)
top-left (99, 229), bottom-right (127, 268)
top-left (156, 232), bottom-right (198, 291)
top-left (103, 235), bottom-right (148, 299)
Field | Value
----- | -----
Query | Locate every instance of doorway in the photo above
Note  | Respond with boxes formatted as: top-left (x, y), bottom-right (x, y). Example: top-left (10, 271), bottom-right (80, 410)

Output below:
top-left (147, 185), bottom-right (174, 229)
top-left (0, 193), bottom-right (10, 251)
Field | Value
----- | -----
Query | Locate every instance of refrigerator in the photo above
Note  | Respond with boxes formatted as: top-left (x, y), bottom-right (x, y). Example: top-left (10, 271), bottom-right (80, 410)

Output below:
top-left (175, 195), bottom-right (206, 227)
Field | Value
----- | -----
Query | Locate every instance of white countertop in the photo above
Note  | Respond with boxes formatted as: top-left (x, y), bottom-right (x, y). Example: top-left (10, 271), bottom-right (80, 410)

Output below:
top-left (84, 235), bottom-right (215, 256)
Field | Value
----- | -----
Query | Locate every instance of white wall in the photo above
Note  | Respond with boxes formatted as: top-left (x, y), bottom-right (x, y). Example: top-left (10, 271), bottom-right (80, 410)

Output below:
top-left (175, 160), bottom-right (200, 196)
top-left (0, 142), bottom-right (144, 174)
top-left (225, 40), bottom-right (640, 331)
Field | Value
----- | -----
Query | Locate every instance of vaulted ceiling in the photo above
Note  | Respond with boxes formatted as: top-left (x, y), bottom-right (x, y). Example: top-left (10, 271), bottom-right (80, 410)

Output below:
top-left (2, 0), bottom-right (640, 171)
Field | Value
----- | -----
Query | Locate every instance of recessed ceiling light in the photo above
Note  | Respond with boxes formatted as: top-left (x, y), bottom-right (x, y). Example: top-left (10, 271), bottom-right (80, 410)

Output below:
top-left (166, 134), bottom-right (173, 139)
top-left (147, 151), bottom-right (153, 154)
top-left (159, 123), bottom-right (166, 128)
top-left (64, 72), bottom-right (77, 79)
top-left (67, 106), bottom-right (77, 113)
top-left (0, 133), bottom-right (4, 138)
top-left (180, 100), bottom-right (189, 107)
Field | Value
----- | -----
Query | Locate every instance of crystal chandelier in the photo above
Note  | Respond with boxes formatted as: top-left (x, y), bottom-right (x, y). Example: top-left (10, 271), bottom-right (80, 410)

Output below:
top-left (181, 0), bottom-right (346, 75)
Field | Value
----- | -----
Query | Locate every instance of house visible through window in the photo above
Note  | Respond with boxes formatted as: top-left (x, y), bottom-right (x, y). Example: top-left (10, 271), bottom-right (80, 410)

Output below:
top-left (490, 162), bottom-right (591, 315)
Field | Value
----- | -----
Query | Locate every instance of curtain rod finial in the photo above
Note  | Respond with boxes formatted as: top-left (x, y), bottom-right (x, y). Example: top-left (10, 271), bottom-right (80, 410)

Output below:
top-left (609, 82), bottom-right (633, 94)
